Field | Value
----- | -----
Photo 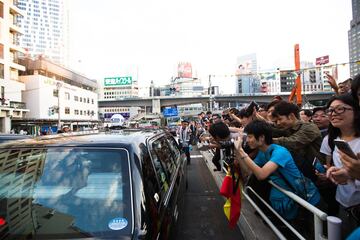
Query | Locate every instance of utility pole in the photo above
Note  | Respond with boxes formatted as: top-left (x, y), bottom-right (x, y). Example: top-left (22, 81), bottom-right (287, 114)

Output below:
top-left (56, 82), bottom-right (62, 129)
top-left (209, 74), bottom-right (213, 112)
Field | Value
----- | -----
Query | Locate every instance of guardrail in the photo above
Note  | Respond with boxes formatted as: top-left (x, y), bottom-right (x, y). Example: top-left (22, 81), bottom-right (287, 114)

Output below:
top-left (219, 149), bottom-right (342, 240)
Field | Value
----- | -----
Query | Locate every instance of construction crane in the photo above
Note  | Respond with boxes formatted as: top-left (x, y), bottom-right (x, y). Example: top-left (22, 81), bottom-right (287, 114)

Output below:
top-left (288, 44), bottom-right (302, 106)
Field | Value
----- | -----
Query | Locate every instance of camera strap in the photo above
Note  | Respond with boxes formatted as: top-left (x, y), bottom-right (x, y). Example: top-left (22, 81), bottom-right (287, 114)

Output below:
top-left (231, 167), bottom-right (241, 195)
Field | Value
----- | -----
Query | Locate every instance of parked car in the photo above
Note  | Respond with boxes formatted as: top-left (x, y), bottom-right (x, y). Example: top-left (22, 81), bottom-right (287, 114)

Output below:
top-left (0, 129), bottom-right (187, 239)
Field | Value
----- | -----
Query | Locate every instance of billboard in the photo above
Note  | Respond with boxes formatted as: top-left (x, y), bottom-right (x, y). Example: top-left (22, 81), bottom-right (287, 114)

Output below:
top-left (104, 76), bottom-right (132, 86)
top-left (177, 62), bottom-right (192, 78)
top-left (236, 53), bottom-right (257, 75)
top-left (315, 55), bottom-right (329, 65)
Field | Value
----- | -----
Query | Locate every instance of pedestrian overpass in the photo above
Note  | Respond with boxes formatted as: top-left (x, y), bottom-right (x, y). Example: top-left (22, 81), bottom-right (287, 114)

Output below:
top-left (98, 92), bottom-right (334, 114)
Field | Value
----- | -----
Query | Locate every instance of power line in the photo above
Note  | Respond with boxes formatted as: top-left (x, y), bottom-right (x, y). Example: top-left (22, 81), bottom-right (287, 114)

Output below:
top-left (208, 60), bottom-right (355, 78)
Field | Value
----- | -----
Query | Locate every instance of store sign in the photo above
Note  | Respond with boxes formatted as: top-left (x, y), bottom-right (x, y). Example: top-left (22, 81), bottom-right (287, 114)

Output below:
top-left (104, 76), bottom-right (132, 86)
top-left (316, 55), bottom-right (329, 65)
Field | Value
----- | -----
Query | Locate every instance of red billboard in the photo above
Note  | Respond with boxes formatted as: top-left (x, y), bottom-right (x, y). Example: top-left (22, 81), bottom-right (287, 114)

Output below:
top-left (316, 55), bottom-right (329, 65)
top-left (178, 62), bottom-right (192, 78)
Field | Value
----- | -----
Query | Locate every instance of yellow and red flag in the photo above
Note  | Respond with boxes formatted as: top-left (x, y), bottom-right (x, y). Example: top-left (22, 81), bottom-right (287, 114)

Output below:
top-left (220, 171), bottom-right (241, 228)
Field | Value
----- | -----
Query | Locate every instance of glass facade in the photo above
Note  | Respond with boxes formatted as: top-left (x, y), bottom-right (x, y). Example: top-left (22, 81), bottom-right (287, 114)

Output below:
top-left (17, 0), bottom-right (68, 66)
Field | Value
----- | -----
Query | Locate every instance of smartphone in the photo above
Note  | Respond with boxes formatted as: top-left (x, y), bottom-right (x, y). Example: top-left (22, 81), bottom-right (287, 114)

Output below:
top-left (312, 158), bottom-right (326, 173)
top-left (334, 139), bottom-right (358, 159)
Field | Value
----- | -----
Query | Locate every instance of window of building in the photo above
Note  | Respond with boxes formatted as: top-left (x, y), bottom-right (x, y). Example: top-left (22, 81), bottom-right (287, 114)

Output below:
top-left (0, 44), bottom-right (3, 59)
top-left (74, 96), bottom-right (78, 101)
top-left (80, 97), bottom-right (82, 102)
top-left (1, 86), bottom-right (4, 102)
top-left (91, 99), bottom-right (94, 104)
top-left (0, 2), bottom-right (3, 19)
top-left (65, 92), bottom-right (70, 100)
top-left (0, 64), bottom-right (4, 79)
top-left (80, 110), bottom-right (83, 115)
top-left (74, 109), bottom-right (79, 115)
top-left (87, 98), bottom-right (89, 103)
top-left (65, 107), bottom-right (70, 114)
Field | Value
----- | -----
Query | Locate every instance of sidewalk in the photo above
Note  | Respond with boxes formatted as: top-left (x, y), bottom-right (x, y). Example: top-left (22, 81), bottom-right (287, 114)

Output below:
top-left (199, 149), bottom-right (277, 240)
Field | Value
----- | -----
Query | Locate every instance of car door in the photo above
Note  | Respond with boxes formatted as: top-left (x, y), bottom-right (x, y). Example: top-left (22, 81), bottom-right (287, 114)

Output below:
top-left (148, 135), bottom-right (180, 240)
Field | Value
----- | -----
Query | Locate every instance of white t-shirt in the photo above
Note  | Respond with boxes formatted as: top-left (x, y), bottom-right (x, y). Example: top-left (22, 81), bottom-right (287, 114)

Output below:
top-left (320, 135), bottom-right (360, 207)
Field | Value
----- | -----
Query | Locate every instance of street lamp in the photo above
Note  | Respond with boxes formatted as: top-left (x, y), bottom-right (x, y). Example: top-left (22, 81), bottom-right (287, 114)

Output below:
top-left (56, 82), bottom-right (62, 129)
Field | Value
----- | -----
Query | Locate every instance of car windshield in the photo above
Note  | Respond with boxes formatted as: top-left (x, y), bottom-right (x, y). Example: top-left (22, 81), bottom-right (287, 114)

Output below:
top-left (0, 148), bottom-right (132, 239)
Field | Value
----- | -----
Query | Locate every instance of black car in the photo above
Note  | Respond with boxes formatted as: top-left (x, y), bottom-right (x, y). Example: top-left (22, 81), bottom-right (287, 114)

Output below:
top-left (0, 129), bottom-right (187, 239)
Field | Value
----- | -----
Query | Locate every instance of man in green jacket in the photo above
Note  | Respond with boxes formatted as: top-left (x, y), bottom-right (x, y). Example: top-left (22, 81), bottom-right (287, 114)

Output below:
top-left (271, 101), bottom-right (324, 181)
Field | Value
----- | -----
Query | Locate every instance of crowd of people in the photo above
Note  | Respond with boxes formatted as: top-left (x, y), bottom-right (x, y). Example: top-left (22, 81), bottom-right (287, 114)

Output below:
top-left (176, 74), bottom-right (360, 239)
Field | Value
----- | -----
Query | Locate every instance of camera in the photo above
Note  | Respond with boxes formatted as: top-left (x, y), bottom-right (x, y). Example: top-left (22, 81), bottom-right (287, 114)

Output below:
top-left (219, 134), bottom-right (247, 166)
top-left (245, 101), bottom-right (259, 117)
top-left (219, 139), bottom-right (235, 166)
top-left (222, 114), bottom-right (231, 121)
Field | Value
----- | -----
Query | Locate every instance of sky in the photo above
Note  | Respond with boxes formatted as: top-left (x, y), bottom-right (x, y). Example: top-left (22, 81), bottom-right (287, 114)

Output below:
top-left (68, 0), bottom-right (352, 93)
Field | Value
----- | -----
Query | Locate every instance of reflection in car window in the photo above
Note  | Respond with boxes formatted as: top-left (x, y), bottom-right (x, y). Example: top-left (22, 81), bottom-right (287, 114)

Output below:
top-left (150, 148), bottom-right (169, 197)
top-left (166, 136), bottom-right (181, 164)
top-left (0, 148), bottom-right (132, 239)
top-left (152, 138), bottom-right (177, 179)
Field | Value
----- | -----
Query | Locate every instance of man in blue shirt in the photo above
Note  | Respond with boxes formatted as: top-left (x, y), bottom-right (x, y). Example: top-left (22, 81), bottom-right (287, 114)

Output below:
top-left (234, 120), bottom-right (320, 220)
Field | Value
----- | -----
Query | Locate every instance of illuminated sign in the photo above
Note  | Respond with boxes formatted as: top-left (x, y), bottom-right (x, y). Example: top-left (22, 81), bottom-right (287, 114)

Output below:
top-left (104, 76), bottom-right (132, 86)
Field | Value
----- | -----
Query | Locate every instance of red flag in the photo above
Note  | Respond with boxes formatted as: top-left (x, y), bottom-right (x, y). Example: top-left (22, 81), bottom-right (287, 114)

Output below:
top-left (220, 171), bottom-right (241, 228)
top-left (220, 174), bottom-right (233, 198)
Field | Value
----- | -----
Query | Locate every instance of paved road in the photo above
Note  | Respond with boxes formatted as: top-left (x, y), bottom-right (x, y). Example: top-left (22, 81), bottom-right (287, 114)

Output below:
top-left (173, 147), bottom-right (243, 240)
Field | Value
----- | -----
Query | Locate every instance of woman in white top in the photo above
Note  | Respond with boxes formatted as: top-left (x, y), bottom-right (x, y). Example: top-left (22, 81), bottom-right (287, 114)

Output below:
top-left (320, 93), bottom-right (360, 238)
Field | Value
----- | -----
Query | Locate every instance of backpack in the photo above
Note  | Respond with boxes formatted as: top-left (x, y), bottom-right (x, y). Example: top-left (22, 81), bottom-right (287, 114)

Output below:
top-left (290, 152), bottom-right (317, 183)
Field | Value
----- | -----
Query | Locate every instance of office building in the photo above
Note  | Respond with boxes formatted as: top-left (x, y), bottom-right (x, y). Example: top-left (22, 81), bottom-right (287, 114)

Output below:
top-left (18, 57), bottom-right (98, 133)
top-left (349, 0), bottom-right (360, 77)
top-left (0, 0), bottom-right (28, 133)
top-left (98, 76), bottom-right (140, 121)
top-left (17, 0), bottom-right (69, 66)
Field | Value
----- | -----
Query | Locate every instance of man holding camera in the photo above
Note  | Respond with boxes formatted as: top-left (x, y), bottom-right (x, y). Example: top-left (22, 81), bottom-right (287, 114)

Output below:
top-left (208, 122), bottom-right (250, 180)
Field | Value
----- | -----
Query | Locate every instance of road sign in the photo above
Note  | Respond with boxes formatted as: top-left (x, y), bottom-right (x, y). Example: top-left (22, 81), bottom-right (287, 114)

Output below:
top-left (316, 55), bottom-right (329, 65)
top-left (163, 107), bottom-right (178, 117)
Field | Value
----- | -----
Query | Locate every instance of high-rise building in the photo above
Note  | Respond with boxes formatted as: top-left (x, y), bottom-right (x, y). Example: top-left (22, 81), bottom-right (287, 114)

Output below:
top-left (349, 0), bottom-right (360, 77)
top-left (0, 0), bottom-right (29, 133)
top-left (17, 0), bottom-right (69, 66)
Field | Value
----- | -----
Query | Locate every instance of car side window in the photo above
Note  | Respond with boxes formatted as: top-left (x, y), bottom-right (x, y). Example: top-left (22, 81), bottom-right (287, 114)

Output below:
top-left (152, 137), bottom-right (177, 180)
top-left (166, 136), bottom-right (181, 165)
top-left (140, 144), bottom-right (161, 205)
top-left (149, 148), bottom-right (169, 198)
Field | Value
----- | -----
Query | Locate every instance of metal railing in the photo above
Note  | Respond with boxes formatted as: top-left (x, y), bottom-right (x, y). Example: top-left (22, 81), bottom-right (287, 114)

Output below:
top-left (218, 149), bottom-right (342, 240)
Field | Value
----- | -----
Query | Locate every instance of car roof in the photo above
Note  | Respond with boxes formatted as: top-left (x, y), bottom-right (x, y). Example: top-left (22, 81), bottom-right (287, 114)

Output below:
top-left (0, 134), bottom-right (32, 139)
top-left (0, 129), bottom-right (165, 149)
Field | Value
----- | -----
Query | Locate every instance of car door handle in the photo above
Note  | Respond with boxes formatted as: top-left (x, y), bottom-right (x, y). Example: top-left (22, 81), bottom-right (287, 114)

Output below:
top-left (154, 193), bottom-right (160, 203)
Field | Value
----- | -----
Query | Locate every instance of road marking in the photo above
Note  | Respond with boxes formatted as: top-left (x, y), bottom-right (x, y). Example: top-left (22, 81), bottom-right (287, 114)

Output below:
top-left (191, 155), bottom-right (203, 158)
